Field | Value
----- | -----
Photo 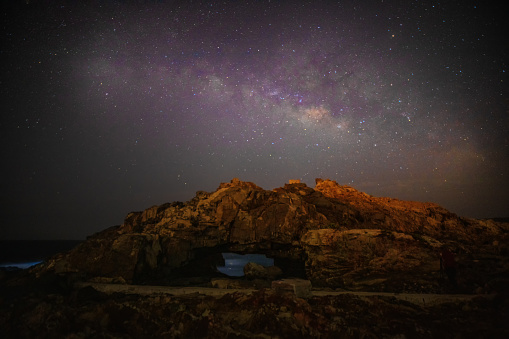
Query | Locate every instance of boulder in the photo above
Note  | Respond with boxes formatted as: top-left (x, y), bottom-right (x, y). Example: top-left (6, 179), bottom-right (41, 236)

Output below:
top-left (243, 262), bottom-right (267, 279)
top-left (272, 279), bottom-right (312, 298)
top-left (243, 262), bottom-right (283, 280)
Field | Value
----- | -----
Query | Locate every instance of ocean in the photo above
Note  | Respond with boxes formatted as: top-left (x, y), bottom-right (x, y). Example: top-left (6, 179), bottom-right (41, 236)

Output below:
top-left (0, 240), bottom-right (82, 269)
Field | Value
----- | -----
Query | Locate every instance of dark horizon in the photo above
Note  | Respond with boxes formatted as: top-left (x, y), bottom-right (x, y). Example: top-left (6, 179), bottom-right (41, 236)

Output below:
top-left (1, 0), bottom-right (507, 240)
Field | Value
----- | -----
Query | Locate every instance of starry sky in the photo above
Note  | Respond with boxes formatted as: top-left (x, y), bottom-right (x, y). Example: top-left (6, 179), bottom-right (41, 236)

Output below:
top-left (1, 0), bottom-right (507, 240)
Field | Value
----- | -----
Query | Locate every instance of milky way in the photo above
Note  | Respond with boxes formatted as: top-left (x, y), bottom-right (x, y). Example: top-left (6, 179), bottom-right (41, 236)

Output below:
top-left (1, 1), bottom-right (507, 239)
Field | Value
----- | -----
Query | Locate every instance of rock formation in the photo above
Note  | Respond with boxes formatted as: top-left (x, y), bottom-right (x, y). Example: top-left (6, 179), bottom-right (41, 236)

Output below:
top-left (39, 178), bottom-right (509, 293)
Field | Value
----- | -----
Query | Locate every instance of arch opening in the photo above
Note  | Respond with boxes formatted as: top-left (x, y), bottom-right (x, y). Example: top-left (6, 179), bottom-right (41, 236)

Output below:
top-left (141, 243), bottom-right (308, 286)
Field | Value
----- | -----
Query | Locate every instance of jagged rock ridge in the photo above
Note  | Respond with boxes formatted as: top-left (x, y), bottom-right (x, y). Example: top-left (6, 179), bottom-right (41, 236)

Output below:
top-left (41, 178), bottom-right (508, 293)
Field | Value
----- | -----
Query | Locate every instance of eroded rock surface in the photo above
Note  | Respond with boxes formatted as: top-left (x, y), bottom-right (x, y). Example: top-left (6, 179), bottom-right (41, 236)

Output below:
top-left (37, 178), bottom-right (509, 293)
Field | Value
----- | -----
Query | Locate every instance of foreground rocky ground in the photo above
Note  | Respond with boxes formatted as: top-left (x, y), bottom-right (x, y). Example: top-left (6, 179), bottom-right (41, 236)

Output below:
top-left (1, 270), bottom-right (508, 338)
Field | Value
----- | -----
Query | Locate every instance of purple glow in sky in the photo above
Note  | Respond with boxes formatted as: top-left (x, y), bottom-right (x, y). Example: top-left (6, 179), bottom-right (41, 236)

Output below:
top-left (1, 1), bottom-right (507, 239)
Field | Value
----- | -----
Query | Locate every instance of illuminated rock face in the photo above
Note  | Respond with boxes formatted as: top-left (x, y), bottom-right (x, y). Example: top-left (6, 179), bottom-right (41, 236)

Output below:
top-left (41, 178), bottom-right (508, 292)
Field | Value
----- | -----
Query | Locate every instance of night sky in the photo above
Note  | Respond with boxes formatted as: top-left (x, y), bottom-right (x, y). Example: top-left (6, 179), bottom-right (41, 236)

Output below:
top-left (1, 1), bottom-right (507, 240)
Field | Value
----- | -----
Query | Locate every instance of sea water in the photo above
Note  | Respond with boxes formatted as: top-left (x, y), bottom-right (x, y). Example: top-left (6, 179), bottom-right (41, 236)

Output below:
top-left (0, 240), bottom-right (82, 270)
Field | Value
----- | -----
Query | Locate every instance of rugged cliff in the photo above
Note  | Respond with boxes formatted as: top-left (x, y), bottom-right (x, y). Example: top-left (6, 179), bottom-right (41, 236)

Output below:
top-left (40, 178), bottom-right (508, 293)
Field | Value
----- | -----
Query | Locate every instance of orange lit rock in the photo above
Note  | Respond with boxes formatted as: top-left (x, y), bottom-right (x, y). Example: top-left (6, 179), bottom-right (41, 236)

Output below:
top-left (38, 178), bottom-right (509, 293)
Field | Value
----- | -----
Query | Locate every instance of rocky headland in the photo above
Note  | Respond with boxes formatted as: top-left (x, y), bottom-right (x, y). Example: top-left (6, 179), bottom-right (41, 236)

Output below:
top-left (37, 178), bottom-right (508, 293)
top-left (1, 178), bottom-right (508, 338)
